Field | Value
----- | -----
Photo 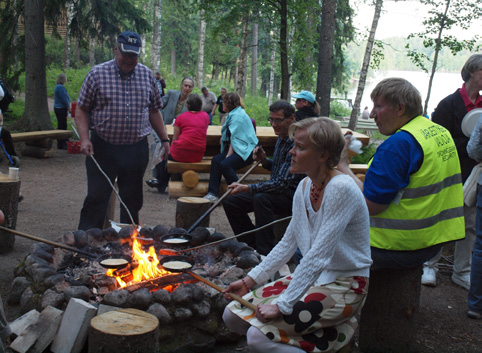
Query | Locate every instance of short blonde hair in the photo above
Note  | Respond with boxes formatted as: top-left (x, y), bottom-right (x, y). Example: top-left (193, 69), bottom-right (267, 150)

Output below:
top-left (289, 117), bottom-right (345, 168)
top-left (370, 78), bottom-right (422, 119)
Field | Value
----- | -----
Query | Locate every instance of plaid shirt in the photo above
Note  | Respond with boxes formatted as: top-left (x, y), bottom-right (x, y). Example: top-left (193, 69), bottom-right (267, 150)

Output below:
top-left (77, 59), bottom-right (162, 145)
top-left (249, 135), bottom-right (304, 194)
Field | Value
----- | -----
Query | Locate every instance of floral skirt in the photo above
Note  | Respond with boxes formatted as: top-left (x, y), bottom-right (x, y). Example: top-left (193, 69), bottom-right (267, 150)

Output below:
top-left (227, 276), bottom-right (369, 352)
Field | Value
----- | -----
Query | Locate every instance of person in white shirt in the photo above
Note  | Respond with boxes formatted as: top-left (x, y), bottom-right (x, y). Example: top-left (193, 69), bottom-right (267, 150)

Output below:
top-left (222, 117), bottom-right (372, 353)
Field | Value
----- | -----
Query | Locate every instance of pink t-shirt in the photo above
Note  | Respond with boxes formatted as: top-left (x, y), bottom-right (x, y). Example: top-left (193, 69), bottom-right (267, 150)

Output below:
top-left (170, 111), bottom-right (210, 163)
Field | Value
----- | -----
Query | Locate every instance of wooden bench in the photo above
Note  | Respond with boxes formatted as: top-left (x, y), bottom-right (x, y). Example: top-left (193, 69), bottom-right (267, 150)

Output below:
top-left (11, 130), bottom-right (74, 158)
top-left (167, 159), bottom-right (368, 198)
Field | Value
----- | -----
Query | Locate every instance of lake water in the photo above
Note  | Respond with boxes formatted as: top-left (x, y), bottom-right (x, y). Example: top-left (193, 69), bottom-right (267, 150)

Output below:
top-left (346, 70), bottom-right (464, 117)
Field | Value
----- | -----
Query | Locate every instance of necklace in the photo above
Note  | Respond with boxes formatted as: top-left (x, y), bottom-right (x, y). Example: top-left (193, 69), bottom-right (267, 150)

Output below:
top-left (310, 181), bottom-right (326, 204)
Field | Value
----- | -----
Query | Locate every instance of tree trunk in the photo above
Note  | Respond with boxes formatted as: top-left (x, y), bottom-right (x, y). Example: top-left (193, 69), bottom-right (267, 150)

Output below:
top-left (171, 49), bottom-right (176, 76)
top-left (0, 175), bottom-right (20, 253)
top-left (316, 0), bottom-right (337, 117)
top-left (89, 39), bottom-right (95, 67)
top-left (196, 10), bottom-right (206, 89)
top-left (268, 31), bottom-right (276, 106)
top-left (423, 0), bottom-right (450, 117)
top-left (23, 0), bottom-right (52, 131)
top-left (236, 14), bottom-right (248, 98)
top-left (63, 2), bottom-right (74, 70)
top-left (348, 0), bottom-right (383, 130)
top-left (74, 37), bottom-right (80, 64)
top-left (151, 0), bottom-right (161, 71)
top-left (278, 0), bottom-right (289, 100)
top-left (251, 22), bottom-right (258, 96)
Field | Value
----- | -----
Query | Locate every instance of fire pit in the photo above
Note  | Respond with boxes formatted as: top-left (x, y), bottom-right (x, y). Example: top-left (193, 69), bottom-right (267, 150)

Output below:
top-left (8, 225), bottom-right (261, 352)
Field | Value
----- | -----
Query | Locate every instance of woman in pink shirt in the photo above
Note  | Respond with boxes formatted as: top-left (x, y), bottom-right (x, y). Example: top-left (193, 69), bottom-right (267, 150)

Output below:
top-left (153, 94), bottom-right (210, 193)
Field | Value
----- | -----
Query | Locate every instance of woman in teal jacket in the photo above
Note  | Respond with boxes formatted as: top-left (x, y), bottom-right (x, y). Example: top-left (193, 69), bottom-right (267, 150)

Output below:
top-left (204, 92), bottom-right (258, 201)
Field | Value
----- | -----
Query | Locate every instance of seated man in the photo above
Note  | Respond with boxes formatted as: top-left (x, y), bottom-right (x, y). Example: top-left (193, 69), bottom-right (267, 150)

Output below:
top-left (338, 78), bottom-right (465, 268)
top-left (222, 100), bottom-right (303, 256)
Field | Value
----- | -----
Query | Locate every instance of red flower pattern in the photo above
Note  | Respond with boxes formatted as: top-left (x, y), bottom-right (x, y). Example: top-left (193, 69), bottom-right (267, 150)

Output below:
top-left (262, 280), bottom-right (288, 297)
top-left (351, 276), bottom-right (367, 294)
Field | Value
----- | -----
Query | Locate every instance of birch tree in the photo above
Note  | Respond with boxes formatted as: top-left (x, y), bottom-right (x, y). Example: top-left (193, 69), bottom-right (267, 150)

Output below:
top-left (348, 0), bottom-right (383, 130)
top-left (197, 10), bottom-right (207, 88)
top-left (251, 22), bottom-right (258, 96)
top-left (236, 14), bottom-right (249, 98)
top-left (151, 0), bottom-right (162, 71)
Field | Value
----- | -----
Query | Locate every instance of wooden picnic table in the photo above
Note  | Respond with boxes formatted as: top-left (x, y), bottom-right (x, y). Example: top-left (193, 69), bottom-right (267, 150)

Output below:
top-left (166, 125), bottom-right (370, 156)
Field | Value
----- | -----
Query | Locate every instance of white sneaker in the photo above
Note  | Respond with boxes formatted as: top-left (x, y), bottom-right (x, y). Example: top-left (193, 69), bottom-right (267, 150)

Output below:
top-left (421, 265), bottom-right (437, 287)
top-left (452, 272), bottom-right (470, 290)
top-left (203, 193), bottom-right (219, 202)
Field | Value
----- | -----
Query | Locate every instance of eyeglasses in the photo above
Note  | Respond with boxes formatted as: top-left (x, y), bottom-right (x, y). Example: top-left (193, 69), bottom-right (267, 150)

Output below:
top-left (268, 117), bottom-right (287, 124)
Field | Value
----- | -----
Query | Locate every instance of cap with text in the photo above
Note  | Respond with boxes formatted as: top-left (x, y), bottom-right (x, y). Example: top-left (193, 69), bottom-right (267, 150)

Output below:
top-left (117, 31), bottom-right (142, 56)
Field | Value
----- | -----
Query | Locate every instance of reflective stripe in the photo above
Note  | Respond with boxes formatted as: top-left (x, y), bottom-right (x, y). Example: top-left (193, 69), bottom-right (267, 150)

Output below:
top-left (370, 206), bottom-right (464, 230)
top-left (402, 173), bottom-right (462, 199)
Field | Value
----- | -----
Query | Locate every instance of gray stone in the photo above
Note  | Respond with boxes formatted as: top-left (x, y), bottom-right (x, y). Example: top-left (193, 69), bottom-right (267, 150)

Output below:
top-left (73, 230), bottom-right (88, 248)
top-left (13, 264), bottom-right (27, 277)
top-left (152, 289), bottom-right (171, 304)
top-left (171, 286), bottom-right (193, 304)
top-left (189, 329), bottom-right (217, 352)
top-left (64, 285), bottom-right (91, 302)
top-left (8, 277), bottom-right (32, 305)
top-left (151, 225), bottom-right (169, 241)
top-left (31, 265), bottom-right (57, 283)
top-left (236, 251), bottom-right (260, 269)
top-left (44, 274), bottom-right (66, 288)
top-left (32, 243), bottom-right (54, 254)
top-left (25, 254), bottom-right (52, 273)
top-left (102, 289), bottom-right (129, 307)
top-left (32, 250), bottom-right (54, 263)
top-left (233, 243), bottom-right (255, 257)
top-left (86, 228), bottom-right (103, 241)
top-left (212, 294), bottom-right (231, 314)
top-left (62, 231), bottom-right (75, 246)
top-left (186, 283), bottom-right (204, 302)
top-left (146, 303), bottom-right (171, 325)
top-left (19, 287), bottom-right (39, 314)
top-left (173, 307), bottom-right (193, 322)
top-left (127, 288), bottom-right (151, 310)
top-left (208, 262), bottom-right (225, 277)
top-left (41, 289), bottom-right (65, 310)
top-left (220, 266), bottom-right (245, 283)
top-left (102, 227), bottom-right (119, 242)
top-left (191, 300), bottom-right (211, 318)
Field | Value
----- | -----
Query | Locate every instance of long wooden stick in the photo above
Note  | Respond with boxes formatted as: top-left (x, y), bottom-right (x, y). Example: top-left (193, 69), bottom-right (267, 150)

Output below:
top-left (0, 226), bottom-right (96, 258)
top-left (186, 159), bottom-right (262, 233)
top-left (187, 270), bottom-right (256, 311)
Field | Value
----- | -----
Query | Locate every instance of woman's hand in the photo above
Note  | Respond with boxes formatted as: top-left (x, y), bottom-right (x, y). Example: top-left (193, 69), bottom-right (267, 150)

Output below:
top-left (256, 304), bottom-right (281, 323)
top-left (223, 279), bottom-right (249, 300)
top-left (336, 132), bottom-right (353, 173)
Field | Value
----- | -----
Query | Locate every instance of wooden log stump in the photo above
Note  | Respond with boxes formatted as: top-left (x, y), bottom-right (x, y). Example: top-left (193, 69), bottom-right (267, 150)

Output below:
top-left (176, 197), bottom-right (211, 229)
top-left (359, 265), bottom-right (422, 353)
top-left (25, 138), bottom-right (53, 149)
top-left (168, 181), bottom-right (227, 198)
top-left (20, 145), bottom-right (55, 159)
top-left (182, 170), bottom-right (199, 188)
top-left (88, 308), bottom-right (159, 353)
top-left (0, 174), bottom-right (20, 253)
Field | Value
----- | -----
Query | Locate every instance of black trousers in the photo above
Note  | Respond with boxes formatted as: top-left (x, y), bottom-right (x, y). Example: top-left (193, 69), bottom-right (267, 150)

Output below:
top-left (78, 133), bottom-right (149, 230)
top-left (54, 107), bottom-right (68, 149)
top-left (222, 191), bottom-right (294, 255)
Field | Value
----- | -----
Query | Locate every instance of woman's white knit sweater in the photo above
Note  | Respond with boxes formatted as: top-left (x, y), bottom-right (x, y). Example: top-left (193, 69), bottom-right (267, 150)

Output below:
top-left (248, 174), bottom-right (372, 315)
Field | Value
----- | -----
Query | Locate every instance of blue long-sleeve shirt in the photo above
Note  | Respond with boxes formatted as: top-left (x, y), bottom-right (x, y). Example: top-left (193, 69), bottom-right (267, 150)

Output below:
top-left (54, 84), bottom-right (70, 109)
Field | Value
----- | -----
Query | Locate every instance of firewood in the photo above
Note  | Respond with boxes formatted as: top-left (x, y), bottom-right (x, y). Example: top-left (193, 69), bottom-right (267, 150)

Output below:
top-left (181, 170), bottom-right (199, 188)
top-left (88, 308), bottom-right (159, 353)
top-left (9, 309), bottom-right (40, 337)
top-left (123, 273), bottom-right (192, 292)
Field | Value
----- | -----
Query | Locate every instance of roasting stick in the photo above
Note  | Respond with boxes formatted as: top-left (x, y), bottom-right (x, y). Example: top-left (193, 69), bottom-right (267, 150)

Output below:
top-left (178, 216), bottom-right (292, 254)
top-left (186, 159), bottom-right (263, 234)
top-left (0, 226), bottom-right (97, 258)
top-left (71, 123), bottom-right (136, 227)
top-left (187, 270), bottom-right (257, 311)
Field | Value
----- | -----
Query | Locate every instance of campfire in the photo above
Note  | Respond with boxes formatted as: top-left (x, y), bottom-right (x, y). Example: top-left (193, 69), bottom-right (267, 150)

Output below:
top-left (7, 224), bottom-right (261, 352)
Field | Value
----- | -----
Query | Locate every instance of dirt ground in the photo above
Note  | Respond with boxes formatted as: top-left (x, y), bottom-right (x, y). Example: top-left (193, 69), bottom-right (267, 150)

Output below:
top-left (0, 142), bottom-right (481, 353)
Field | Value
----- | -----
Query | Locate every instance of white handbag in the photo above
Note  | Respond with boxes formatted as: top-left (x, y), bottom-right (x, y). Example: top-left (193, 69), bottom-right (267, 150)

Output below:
top-left (463, 164), bottom-right (481, 207)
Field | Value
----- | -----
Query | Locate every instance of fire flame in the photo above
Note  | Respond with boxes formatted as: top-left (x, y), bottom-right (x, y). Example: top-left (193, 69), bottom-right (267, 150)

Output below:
top-left (106, 229), bottom-right (172, 288)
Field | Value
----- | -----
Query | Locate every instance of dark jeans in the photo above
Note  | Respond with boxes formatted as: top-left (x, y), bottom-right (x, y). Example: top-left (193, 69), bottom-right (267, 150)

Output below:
top-left (78, 133), bottom-right (149, 230)
top-left (371, 243), bottom-right (443, 270)
top-left (223, 191), bottom-right (294, 255)
top-left (54, 107), bottom-right (68, 149)
top-left (207, 150), bottom-right (253, 196)
top-left (469, 184), bottom-right (482, 314)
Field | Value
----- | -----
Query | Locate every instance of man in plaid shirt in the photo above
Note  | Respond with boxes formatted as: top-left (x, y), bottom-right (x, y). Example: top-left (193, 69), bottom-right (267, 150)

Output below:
top-left (75, 31), bottom-right (170, 230)
top-left (223, 101), bottom-right (304, 255)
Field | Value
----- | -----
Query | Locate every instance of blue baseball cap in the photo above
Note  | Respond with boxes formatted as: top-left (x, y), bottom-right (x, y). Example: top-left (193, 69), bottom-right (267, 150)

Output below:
top-left (293, 91), bottom-right (315, 103)
top-left (117, 31), bottom-right (142, 56)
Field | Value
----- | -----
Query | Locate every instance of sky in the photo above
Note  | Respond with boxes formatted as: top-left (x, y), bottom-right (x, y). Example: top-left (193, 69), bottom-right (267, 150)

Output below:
top-left (350, 0), bottom-right (481, 40)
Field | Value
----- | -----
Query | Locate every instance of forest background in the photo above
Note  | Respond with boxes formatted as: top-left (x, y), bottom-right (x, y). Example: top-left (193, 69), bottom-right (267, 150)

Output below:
top-left (0, 0), bottom-right (480, 138)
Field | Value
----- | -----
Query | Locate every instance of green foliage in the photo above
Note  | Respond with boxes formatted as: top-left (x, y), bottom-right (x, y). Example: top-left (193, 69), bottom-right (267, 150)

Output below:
top-left (350, 142), bottom-right (378, 164)
top-left (329, 100), bottom-right (352, 118)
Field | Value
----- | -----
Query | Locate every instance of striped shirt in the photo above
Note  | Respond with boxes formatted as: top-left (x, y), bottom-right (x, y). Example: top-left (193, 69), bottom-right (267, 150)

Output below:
top-left (77, 59), bottom-right (162, 145)
top-left (249, 135), bottom-right (304, 194)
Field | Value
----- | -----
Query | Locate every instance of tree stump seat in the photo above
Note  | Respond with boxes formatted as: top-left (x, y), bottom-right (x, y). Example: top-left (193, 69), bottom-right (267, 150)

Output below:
top-left (359, 265), bottom-right (423, 353)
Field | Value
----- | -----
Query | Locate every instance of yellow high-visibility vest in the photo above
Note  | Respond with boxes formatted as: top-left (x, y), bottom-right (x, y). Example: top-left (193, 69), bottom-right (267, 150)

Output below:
top-left (369, 116), bottom-right (465, 250)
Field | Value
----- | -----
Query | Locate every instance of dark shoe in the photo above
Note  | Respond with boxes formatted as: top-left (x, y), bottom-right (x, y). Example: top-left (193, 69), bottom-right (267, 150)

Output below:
top-left (467, 310), bottom-right (481, 319)
top-left (157, 187), bottom-right (167, 194)
top-left (146, 179), bottom-right (159, 188)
